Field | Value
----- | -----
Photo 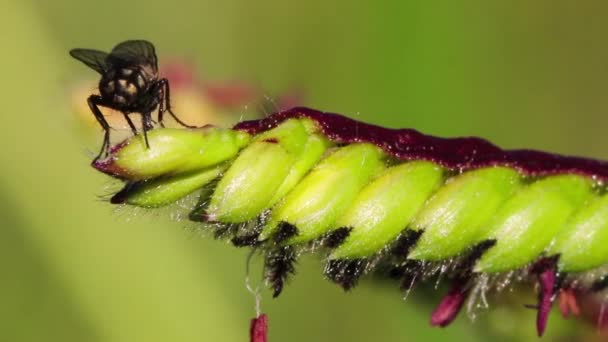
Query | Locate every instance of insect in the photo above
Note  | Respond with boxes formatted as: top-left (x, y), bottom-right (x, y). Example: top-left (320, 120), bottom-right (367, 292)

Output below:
top-left (91, 107), bottom-right (608, 337)
top-left (70, 40), bottom-right (194, 160)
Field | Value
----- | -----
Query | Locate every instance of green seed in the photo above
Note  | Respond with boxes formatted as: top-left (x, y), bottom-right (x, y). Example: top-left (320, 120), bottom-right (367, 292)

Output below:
top-left (260, 143), bottom-right (386, 244)
top-left (269, 133), bottom-right (333, 206)
top-left (549, 194), bottom-right (608, 272)
top-left (206, 142), bottom-right (292, 222)
top-left (474, 174), bottom-right (593, 273)
top-left (330, 161), bottom-right (443, 259)
top-left (408, 167), bottom-right (522, 261)
top-left (96, 127), bottom-right (250, 180)
top-left (119, 166), bottom-right (226, 208)
top-left (207, 119), bottom-right (330, 223)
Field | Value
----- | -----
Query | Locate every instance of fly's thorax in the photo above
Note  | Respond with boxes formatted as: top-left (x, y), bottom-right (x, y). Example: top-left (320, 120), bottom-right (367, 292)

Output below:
top-left (99, 66), bottom-right (156, 108)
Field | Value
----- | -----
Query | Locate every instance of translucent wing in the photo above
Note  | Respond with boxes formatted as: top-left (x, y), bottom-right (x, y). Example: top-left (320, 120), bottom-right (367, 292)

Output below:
top-left (69, 48), bottom-right (109, 74)
top-left (108, 40), bottom-right (158, 73)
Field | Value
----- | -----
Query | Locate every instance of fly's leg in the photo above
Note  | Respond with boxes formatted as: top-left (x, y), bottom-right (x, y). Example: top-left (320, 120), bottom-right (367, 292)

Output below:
top-left (156, 81), bottom-right (166, 128)
top-left (141, 112), bottom-right (153, 149)
top-left (122, 112), bottom-right (138, 135)
top-left (87, 95), bottom-right (112, 161)
top-left (157, 78), bottom-right (197, 128)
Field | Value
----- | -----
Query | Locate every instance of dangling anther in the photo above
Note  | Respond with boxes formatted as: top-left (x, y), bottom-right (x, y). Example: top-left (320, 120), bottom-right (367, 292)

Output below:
top-left (430, 278), bottom-right (469, 327)
top-left (530, 256), bottom-right (558, 337)
top-left (246, 249), bottom-right (268, 342)
top-left (250, 314), bottom-right (268, 342)
top-left (430, 240), bottom-right (495, 327)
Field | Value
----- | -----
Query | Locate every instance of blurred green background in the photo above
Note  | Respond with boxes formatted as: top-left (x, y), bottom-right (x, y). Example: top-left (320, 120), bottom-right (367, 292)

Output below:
top-left (2, 1), bottom-right (608, 341)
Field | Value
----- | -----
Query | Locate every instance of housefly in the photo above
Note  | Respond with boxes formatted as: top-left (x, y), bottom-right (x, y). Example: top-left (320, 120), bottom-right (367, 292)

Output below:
top-left (70, 40), bottom-right (194, 160)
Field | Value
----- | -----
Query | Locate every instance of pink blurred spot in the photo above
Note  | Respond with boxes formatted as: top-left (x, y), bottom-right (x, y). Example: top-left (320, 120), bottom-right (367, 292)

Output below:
top-left (275, 88), bottom-right (304, 112)
top-left (160, 59), bottom-right (302, 111)
top-left (160, 59), bottom-right (198, 88)
top-left (162, 58), bottom-right (258, 108)
top-left (203, 82), bottom-right (259, 108)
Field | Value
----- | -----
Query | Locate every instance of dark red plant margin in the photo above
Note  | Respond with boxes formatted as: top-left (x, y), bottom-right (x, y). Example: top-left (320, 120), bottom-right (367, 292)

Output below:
top-left (235, 107), bottom-right (608, 181)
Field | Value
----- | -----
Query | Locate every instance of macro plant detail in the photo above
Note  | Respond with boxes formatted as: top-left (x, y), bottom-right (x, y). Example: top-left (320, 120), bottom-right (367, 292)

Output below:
top-left (90, 106), bottom-right (608, 338)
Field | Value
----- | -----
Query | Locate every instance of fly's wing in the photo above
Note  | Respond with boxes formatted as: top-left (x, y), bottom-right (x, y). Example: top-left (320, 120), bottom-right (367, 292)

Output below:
top-left (69, 49), bottom-right (110, 74)
top-left (107, 40), bottom-right (158, 74)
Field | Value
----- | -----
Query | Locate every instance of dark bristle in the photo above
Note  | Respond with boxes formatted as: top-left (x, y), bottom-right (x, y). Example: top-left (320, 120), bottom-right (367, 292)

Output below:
top-left (460, 239), bottom-right (496, 274)
top-left (213, 223), bottom-right (238, 239)
top-left (264, 246), bottom-right (297, 297)
top-left (110, 182), bottom-right (141, 204)
top-left (272, 222), bottom-right (298, 244)
top-left (371, 230), bottom-right (422, 282)
top-left (391, 230), bottom-right (423, 256)
top-left (231, 233), bottom-right (262, 247)
top-left (386, 264), bottom-right (406, 280)
top-left (324, 259), bottom-right (368, 291)
top-left (188, 208), bottom-right (208, 222)
top-left (231, 214), bottom-right (265, 247)
top-left (188, 179), bottom-right (219, 222)
top-left (322, 227), bottom-right (353, 248)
